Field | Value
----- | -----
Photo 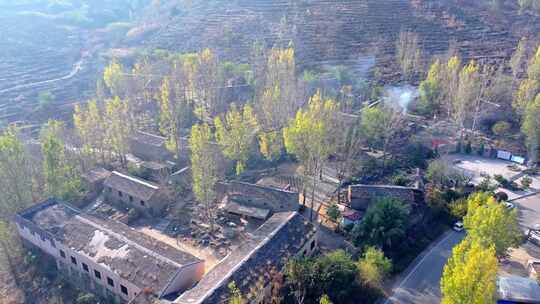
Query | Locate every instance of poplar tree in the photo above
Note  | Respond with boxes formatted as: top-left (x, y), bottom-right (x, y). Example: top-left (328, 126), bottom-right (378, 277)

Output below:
top-left (418, 60), bottom-right (443, 115)
top-left (284, 91), bottom-right (337, 220)
top-left (522, 94), bottom-right (540, 163)
top-left (190, 123), bottom-right (220, 230)
top-left (463, 193), bottom-right (521, 257)
top-left (514, 44), bottom-right (540, 116)
top-left (103, 61), bottom-right (126, 97)
top-left (441, 239), bottom-right (497, 304)
top-left (454, 60), bottom-right (480, 130)
top-left (214, 104), bottom-right (259, 175)
top-left (0, 127), bottom-right (34, 217)
top-left (105, 96), bottom-right (131, 166)
top-left (41, 120), bottom-right (81, 199)
top-left (257, 48), bottom-right (297, 158)
top-left (73, 99), bottom-right (108, 165)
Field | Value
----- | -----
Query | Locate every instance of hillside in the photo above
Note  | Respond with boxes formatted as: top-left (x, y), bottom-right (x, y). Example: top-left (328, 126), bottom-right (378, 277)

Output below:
top-left (2, 0), bottom-right (540, 125)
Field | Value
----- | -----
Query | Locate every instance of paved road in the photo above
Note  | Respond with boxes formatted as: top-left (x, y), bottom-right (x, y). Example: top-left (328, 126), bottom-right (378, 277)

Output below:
top-left (384, 231), bottom-right (465, 304)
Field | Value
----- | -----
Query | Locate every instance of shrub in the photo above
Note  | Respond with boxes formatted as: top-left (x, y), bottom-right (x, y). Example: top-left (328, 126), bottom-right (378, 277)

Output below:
top-left (477, 142), bottom-right (485, 156)
top-left (391, 173), bottom-right (410, 186)
top-left (464, 141), bottom-right (472, 154)
top-left (494, 191), bottom-right (509, 202)
top-left (521, 176), bottom-right (533, 189)
top-left (492, 121), bottom-right (512, 137)
top-left (327, 205), bottom-right (341, 222)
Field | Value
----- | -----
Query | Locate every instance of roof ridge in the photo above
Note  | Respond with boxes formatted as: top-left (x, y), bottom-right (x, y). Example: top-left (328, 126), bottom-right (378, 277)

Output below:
top-left (111, 171), bottom-right (159, 190)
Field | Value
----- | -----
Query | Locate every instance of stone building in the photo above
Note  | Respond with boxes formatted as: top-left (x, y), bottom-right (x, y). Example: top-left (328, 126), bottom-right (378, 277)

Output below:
top-left (217, 181), bottom-right (300, 220)
top-left (129, 131), bottom-right (173, 162)
top-left (176, 211), bottom-right (317, 304)
top-left (103, 171), bottom-right (170, 216)
top-left (15, 199), bottom-right (204, 303)
top-left (81, 167), bottom-right (111, 195)
top-left (347, 184), bottom-right (424, 211)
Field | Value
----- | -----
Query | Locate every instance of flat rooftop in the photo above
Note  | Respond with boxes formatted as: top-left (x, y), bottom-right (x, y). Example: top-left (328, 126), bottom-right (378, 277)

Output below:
top-left (19, 199), bottom-right (201, 294)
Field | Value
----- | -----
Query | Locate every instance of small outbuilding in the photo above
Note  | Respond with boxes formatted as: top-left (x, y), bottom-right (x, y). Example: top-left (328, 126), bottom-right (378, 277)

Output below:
top-left (497, 275), bottom-right (540, 304)
top-left (103, 171), bottom-right (170, 216)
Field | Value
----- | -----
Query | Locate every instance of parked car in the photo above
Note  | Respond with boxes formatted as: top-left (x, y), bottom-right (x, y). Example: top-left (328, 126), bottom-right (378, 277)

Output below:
top-left (528, 229), bottom-right (540, 247)
top-left (504, 202), bottom-right (516, 210)
top-left (453, 221), bottom-right (464, 232)
top-left (453, 159), bottom-right (463, 164)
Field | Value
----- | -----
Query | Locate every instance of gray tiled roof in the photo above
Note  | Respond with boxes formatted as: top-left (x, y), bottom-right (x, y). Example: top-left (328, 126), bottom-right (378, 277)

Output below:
top-left (130, 131), bottom-right (167, 147)
top-left (104, 171), bottom-right (159, 201)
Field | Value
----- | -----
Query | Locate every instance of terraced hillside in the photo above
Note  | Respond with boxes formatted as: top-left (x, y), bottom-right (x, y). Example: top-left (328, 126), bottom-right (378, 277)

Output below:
top-left (3, 0), bottom-right (540, 124)
top-left (138, 0), bottom-right (540, 78)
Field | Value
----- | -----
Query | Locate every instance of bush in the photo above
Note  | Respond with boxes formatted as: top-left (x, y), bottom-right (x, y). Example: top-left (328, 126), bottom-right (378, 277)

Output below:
top-left (327, 205), bottom-right (341, 222)
top-left (391, 173), bottom-right (410, 186)
top-left (464, 141), bottom-right (472, 154)
top-left (492, 121), bottom-right (512, 137)
top-left (477, 142), bottom-right (485, 156)
top-left (127, 208), bottom-right (141, 224)
top-left (494, 191), bottom-right (509, 202)
top-left (522, 176), bottom-right (533, 189)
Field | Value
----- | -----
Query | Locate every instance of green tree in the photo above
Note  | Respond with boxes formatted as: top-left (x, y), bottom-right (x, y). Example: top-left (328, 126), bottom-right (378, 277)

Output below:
top-left (441, 239), bottom-right (497, 304)
top-left (522, 94), bottom-right (540, 163)
top-left (326, 204), bottom-right (340, 223)
top-left (158, 74), bottom-right (193, 159)
top-left (41, 120), bottom-right (81, 199)
top-left (285, 257), bottom-right (314, 304)
top-left (319, 294), bottom-right (333, 304)
top-left (351, 197), bottom-right (410, 250)
top-left (105, 96), bottom-right (131, 167)
top-left (491, 121), bottom-right (512, 137)
top-left (359, 105), bottom-right (403, 169)
top-left (357, 246), bottom-right (392, 288)
top-left (284, 91), bottom-right (337, 220)
top-left (514, 45), bottom-right (540, 116)
top-left (215, 104), bottom-right (259, 175)
top-left (454, 61), bottom-right (480, 130)
top-left (464, 193), bottom-right (522, 257)
top-left (228, 281), bottom-right (243, 304)
top-left (418, 60), bottom-right (443, 115)
top-left (190, 124), bottom-right (220, 230)
top-left (0, 126), bottom-right (34, 217)
top-left (314, 250), bottom-right (358, 303)
top-left (73, 99), bottom-right (108, 166)
top-left (103, 61), bottom-right (126, 97)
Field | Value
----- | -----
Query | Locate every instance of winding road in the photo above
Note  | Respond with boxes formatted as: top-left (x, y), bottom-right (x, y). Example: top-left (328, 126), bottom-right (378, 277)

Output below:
top-left (384, 230), bottom-right (465, 304)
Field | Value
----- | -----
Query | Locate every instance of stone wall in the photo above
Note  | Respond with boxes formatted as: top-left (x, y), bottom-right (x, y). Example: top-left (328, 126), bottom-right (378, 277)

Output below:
top-left (348, 184), bottom-right (424, 211)
top-left (216, 181), bottom-right (299, 212)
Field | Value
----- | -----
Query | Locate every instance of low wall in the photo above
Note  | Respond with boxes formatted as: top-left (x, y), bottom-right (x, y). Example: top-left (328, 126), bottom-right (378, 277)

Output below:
top-left (216, 181), bottom-right (299, 212)
top-left (348, 184), bottom-right (423, 211)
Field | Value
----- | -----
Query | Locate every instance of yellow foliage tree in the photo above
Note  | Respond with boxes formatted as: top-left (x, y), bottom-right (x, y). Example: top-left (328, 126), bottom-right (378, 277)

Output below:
top-left (441, 239), bottom-right (497, 304)
top-left (215, 104), bottom-right (259, 175)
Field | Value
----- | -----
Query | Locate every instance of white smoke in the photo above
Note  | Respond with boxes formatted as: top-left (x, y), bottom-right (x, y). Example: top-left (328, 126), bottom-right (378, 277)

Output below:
top-left (383, 85), bottom-right (419, 113)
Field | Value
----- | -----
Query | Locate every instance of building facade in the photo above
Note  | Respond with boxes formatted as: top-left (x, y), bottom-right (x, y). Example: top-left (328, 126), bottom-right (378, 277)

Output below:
top-left (15, 199), bottom-right (204, 303)
top-left (104, 171), bottom-right (169, 216)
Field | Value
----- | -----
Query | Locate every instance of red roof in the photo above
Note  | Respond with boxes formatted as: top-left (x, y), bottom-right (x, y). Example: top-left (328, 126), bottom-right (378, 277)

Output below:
top-left (342, 210), bottom-right (361, 221)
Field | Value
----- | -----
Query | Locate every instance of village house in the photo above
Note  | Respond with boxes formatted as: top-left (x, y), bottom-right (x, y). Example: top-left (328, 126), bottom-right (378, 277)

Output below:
top-left (129, 131), bottom-right (173, 162)
top-left (217, 181), bottom-right (300, 220)
top-left (103, 171), bottom-right (170, 216)
top-left (15, 199), bottom-right (205, 304)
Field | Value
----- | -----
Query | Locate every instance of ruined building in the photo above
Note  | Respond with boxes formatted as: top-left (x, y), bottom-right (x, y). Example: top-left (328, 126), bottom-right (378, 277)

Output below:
top-left (15, 199), bottom-right (204, 303)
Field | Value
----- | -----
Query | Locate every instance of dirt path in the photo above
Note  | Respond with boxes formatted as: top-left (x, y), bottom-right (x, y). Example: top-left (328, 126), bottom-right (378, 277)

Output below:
top-left (0, 55), bottom-right (85, 95)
